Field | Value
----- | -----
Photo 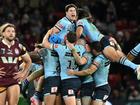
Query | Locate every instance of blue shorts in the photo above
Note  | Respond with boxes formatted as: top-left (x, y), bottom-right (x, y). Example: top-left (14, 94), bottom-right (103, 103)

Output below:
top-left (100, 36), bottom-right (117, 50)
top-left (61, 78), bottom-right (81, 97)
top-left (92, 84), bottom-right (111, 102)
top-left (44, 76), bottom-right (61, 96)
top-left (80, 82), bottom-right (95, 97)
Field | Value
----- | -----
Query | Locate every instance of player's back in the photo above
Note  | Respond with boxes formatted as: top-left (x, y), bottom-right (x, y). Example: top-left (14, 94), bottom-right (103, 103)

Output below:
top-left (77, 18), bottom-right (104, 43)
top-left (39, 48), bottom-right (60, 78)
top-left (92, 54), bottom-right (110, 87)
top-left (53, 44), bottom-right (85, 80)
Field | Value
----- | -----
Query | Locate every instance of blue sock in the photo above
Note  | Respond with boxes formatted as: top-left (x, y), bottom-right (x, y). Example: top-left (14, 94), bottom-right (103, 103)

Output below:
top-left (22, 79), bottom-right (29, 91)
top-left (119, 57), bottom-right (138, 70)
top-left (23, 79), bottom-right (29, 86)
top-left (34, 91), bottom-right (43, 101)
top-left (22, 79), bottom-right (29, 98)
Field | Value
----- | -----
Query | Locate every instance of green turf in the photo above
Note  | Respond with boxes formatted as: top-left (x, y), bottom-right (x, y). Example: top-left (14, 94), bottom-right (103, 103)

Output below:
top-left (18, 95), bottom-right (29, 105)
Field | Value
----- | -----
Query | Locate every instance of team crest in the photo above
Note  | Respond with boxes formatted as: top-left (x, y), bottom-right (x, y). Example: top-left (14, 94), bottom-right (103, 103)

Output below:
top-left (15, 48), bottom-right (19, 55)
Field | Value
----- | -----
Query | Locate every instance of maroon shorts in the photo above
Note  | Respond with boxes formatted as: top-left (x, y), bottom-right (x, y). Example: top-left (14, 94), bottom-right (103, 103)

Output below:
top-left (0, 77), bottom-right (18, 87)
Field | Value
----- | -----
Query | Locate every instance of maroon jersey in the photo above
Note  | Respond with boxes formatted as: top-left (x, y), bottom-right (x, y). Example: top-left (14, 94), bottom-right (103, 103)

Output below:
top-left (0, 40), bottom-right (26, 87)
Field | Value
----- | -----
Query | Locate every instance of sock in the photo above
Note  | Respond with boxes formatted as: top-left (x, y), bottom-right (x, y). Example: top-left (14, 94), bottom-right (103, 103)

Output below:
top-left (22, 79), bottom-right (29, 92)
top-left (34, 91), bottom-right (43, 101)
top-left (130, 43), bottom-right (140, 57)
top-left (21, 79), bottom-right (29, 98)
top-left (119, 56), bottom-right (138, 70)
top-left (23, 79), bottom-right (29, 87)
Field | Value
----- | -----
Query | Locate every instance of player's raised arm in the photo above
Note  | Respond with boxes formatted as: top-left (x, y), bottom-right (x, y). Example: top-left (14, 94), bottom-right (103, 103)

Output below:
top-left (76, 26), bottom-right (84, 39)
top-left (42, 29), bottom-right (53, 49)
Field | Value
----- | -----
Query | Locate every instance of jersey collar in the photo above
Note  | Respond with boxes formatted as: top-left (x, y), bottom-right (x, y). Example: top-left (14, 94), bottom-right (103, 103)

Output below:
top-left (65, 16), bottom-right (73, 24)
top-left (2, 39), bottom-right (15, 48)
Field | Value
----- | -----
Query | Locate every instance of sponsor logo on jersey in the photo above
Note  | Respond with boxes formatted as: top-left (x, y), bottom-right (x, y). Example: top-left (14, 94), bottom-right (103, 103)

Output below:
top-left (15, 48), bottom-right (19, 55)
top-left (1, 56), bottom-right (18, 63)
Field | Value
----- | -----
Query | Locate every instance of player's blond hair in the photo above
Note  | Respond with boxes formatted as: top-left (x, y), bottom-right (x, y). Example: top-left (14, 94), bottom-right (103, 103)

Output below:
top-left (0, 23), bottom-right (15, 36)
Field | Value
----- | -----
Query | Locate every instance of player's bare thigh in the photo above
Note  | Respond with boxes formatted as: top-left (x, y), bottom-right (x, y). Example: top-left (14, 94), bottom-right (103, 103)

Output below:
top-left (0, 88), bottom-right (7, 105)
top-left (92, 100), bottom-right (104, 105)
top-left (103, 46), bottom-right (124, 62)
top-left (7, 84), bottom-right (20, 105)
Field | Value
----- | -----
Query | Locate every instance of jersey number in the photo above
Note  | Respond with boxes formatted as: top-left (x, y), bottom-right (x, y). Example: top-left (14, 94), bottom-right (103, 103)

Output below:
top-left (67, 60), bottom-right (78, 69)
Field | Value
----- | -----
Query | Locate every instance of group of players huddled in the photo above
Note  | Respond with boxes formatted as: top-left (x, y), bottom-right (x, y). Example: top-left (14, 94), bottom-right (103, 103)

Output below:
top-left (0, 3), bottom-right (140, 105)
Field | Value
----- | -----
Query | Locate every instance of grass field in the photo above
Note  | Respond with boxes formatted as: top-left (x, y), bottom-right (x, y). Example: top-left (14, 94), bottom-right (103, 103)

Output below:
top-left (18, 95), bottom-right (29, 105)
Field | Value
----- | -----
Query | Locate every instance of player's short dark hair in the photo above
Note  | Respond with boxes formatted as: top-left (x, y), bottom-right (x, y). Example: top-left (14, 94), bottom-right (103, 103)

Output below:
top-left (78, 8), bottom-right (90, 19)
top-left (65, 4), bottom-right (77, 12)
top-left (67, 32), bottom-right (77, 43)
top-left (90, 41), bottom-right (102, 52)
top-left (78, 8), bottom-right (93, 22)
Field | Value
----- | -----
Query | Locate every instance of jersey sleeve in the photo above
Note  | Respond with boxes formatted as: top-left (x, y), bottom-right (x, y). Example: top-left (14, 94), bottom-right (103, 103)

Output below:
top-left (55, 19), bottom-right (65, 31)
top-left (19, 44), bottom-right (27, 56)
top-left (93, 55), bottom-right (103, 68)
top-left (83, 53), bottom-right (91, 61)
top-left (77, 19), bottom-right (84, 27)
top-left (29, 63), bottom-right (43, 72)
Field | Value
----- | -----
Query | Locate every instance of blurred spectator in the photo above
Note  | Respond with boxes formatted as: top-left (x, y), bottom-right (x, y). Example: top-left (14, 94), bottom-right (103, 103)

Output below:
top-left (128, 87), bottom-right (140, 100)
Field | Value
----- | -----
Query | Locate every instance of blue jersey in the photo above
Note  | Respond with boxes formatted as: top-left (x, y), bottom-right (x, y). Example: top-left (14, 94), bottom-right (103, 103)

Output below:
top-left (77, 18), bottom-right (104, 43)
top-left (54, 17), bottom-right (76, 43)
top-left (79, 52), bottom-right (94, 84)
top-left (39, 48), bottom-right (60, 78)
top-left (29, 63), bottom-right (43, 72)
top-left (53, 44), bottom-right (86, 80)
top-left (92, 54), bottom-right (110, 87)
top-left (130, 43), bottom-right (140, 57)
